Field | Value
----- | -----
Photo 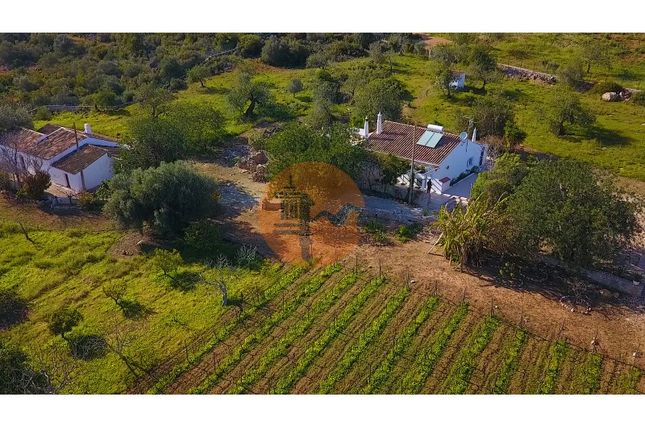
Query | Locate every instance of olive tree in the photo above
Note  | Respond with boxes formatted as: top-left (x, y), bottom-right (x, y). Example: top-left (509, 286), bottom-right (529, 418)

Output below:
top-left (104, 161), bottom-right (219, 237)
top-left (548, 90), bottom-right (595, 136)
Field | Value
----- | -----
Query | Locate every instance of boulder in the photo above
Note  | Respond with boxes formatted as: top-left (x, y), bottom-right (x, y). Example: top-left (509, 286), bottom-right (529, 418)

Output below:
top-left (250, 150), bottom-right (268, 165)
top-left (601, 92), bottom-right (621, 102)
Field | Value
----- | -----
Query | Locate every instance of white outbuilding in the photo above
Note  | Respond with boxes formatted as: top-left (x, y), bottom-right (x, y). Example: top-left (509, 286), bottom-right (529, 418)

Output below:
top-left (0, 123), bottom-right (120, 193)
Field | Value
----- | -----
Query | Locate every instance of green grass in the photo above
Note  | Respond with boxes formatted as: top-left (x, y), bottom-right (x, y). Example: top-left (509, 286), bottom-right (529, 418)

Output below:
top-left (317, 287), bottom-right (409, 393)
top-left (148, 265), bottom-right (308, 393)
top-left (190, 263), bottom-right (342, 394)
top-left (363, 296), bottom-right (440, 393)
top-left (0, 221), bottom-right (291, 393)
top-left (492, 329), bottom-right (528, 394)
top-left (228, 270), bottom-right (360, 394)
top-left (439, 316), bottom-right (501, 394)
top-left (539, 341), bottom-right (569, 394)
top-left (39, 40), bottom-right (644, 181)
top-left (271, 276), bottom-right (386, 394)
top-left (397, 303), bottom-right (469, 394)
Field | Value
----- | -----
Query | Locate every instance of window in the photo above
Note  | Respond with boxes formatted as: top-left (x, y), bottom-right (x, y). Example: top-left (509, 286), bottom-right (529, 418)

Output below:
top-left (467, 157), bottom-right (473, 167)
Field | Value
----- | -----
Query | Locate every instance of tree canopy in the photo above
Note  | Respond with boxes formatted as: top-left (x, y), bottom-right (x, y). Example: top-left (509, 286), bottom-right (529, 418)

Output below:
top-left (265, 123), bottom-right (368, 180)
top-left (104, 161), bottom-right (219, 236)
top-left (548, 90), bottom-right (595, 136)
top-left (353, 77), bottom-right (407, 123)
top-left (227, 72), bottom-right (272, 118)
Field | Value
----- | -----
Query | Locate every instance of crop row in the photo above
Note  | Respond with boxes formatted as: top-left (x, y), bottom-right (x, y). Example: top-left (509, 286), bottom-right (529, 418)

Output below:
top-left (440, 316), bottom-right (501, 394)
top-left (538, 341), bottom-right (568, 394)
top-left (362, 296), bottom-right (440, 394)
top-left (147, 265), bottom-right (308, 393)
top-left (571, 353), bottom-right (603, 394)
top-left (228, 271), bottom-right (361, 394)
top-left (190, 263), bottom-right (342, 394)
top-left (270, 276), bottom-right (386, 394)
top-left (492, 329), bottom-right (528, 394)
top-left (397, 303), bottom-right (469, 394)
top-left (317, 287), bottom-right (409, 393)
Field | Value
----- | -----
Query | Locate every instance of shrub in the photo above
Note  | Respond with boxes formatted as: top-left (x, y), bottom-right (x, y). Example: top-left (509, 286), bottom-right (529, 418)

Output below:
top-left (183, 220), bottom-right (222, 256)
top-left (0, 171), bottom-right (14, 192)
top-left (33, 106), bottom-right (52, 121)
top-left (77, 191), bottom-right (103, 212)
top-left (0, 290), bottom-right (28, 329)
top-left (395, 223), bottom-right (422, 243)
top-left (287, 78), bottom-right (303, 95)
top-left (593, 80), bottom-right (623, 94)
top-left (631, 91), bottom-right (645, 106)
top-left (20, 170), bottom-right (51, 200)
top-left (559, 60), bottom-right (586, 89)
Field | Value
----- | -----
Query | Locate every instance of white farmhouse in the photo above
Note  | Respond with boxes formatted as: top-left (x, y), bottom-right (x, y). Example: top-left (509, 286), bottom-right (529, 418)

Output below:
top-left (364, 113), bottom-right (486, 193)
top-left (0, 123), bottom-right (119, 193)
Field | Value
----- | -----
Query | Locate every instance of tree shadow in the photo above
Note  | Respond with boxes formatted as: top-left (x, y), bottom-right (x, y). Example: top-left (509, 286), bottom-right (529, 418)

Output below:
top-left (499, 88), bottom-right (524, 102)
top-left (0, 291), bottom-right (29, 329)
top-left (169, 271), bottom-right (201, 291)
top-left (296, 94), bottom-right (312, 103)
top-left (68, 334), bottom-right (108, 360)
top-left (587, 125), bottom-right (631, 147)
top-left (199, 86), bottom-right (229, 95)
top-left (120, 299), bottom-right (154, 320)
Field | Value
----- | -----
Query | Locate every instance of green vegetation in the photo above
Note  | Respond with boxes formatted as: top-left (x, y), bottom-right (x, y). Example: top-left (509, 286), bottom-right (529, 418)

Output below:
top-left (191, 263), bottom-right (342, 394)
top-left (104, 162), bottom-right (218, 237)
top-left (539, 341), bottom-right (569, 394)
top-left (439, 156), bottom-right (639, 270)
top-left (492, 330), bottom-right (528, 394)
top-left (614, 367), bottom-right (642, 394)
top-left (363, 296), bottom-right (440, 393)
top-left (229, 271), bottom-right (360, 394)
top-left (571, 353), bottom-right (603, 394)
top-left (318, 287), bottom-right (409, 393)
top-left (440, 316), bottom-right (501, 393)
top-left (271, 276), bottom-right (385, 394)
top-left (398, 303), bottom-right (469, 393)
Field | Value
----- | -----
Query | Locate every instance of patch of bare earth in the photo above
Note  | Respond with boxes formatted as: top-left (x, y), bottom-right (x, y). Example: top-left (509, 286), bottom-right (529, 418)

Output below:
top-left (353, 241), bottom-right (645, 370)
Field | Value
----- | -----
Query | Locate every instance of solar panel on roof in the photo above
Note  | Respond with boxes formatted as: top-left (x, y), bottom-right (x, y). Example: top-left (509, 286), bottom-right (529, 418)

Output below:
top-left (417, 130), bottom-right (442, 148)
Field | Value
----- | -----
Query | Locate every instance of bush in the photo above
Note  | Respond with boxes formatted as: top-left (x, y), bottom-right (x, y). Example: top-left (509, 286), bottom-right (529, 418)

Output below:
top-left (238, 34), bottom-right (263, 58)
top-left (287, 78), bottom-right (303, 95)
top-left (183, 220), bottom-right (222, 256)
top-left (0, 171), bottom-right (14, 192)
top-left (559, 60), bottom-right (586, 89)
top-left (77, 191), bottom-right (103, 212)
top-left (33, 106), bottom-right (52, 121)
top-left (395, 223), bottom-right (422, 243)
top-left (631, 91), bottom-right (645, 106)
top-left (20, 171), bottom-right (51, 200)
top-left (593, 80), bottom-right (623, 94)
top-left (0, 290), bottom-right (28, 329)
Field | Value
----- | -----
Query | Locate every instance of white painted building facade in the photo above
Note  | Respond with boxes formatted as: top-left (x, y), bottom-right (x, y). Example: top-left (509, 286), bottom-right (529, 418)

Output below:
top-left (0, 124), bottom-right (119, 193)
top-left (362, 113), bottom-right (486, 194)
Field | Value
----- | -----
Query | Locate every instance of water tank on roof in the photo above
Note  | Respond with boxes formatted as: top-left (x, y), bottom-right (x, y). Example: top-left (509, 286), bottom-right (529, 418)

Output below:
top-left (427, 124), bottom-right (444, 133)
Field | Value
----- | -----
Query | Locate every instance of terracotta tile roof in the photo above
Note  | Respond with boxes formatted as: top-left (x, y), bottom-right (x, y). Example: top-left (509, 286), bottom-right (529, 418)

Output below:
top-left (366, 120), bottom-right (462, 167)
top-left (0, 125), bottom-right (117, 160)
top-left (51, 145), bottom-right (109, 174)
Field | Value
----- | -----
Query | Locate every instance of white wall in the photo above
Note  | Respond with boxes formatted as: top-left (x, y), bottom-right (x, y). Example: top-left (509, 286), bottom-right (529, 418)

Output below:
top-left (433, 140), bottom-right (483, 183)
top-left (80, 153), bottom-right (113, 190)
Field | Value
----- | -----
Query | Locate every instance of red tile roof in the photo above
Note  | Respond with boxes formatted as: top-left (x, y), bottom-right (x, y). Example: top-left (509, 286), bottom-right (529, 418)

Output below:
top-left (0, 125), bottom-right (117, 160)
top-left (366, 120), bottom-right (462, 167)
top-left (51, 145), bottom-right (111, 174)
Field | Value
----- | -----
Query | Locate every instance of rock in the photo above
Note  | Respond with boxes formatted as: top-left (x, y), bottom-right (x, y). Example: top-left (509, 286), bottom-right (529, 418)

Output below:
top-left (250, 150), bottom-right (268, 165)
top-left (601, 92), bottom-right (621, 102)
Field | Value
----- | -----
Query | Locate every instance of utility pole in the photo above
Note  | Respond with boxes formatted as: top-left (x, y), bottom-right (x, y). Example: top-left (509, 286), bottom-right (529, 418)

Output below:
top-left (407, 123), bottom-right (417, 205)
top-left (72, 122), bottom-right (86, 191)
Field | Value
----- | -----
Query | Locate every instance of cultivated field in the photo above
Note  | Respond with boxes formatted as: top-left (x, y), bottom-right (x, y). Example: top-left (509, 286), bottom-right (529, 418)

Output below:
top-left (132, 264), bottom-right (645, 394)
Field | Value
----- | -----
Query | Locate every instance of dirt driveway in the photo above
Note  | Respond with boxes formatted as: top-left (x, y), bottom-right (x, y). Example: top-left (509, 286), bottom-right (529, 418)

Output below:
top-left (192, 151), bottom-right (645, 368)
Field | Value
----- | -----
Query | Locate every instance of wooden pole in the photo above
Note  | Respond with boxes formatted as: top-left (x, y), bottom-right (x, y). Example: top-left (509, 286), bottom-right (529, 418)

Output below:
top-left (408, 123), bottom-right (417, 205)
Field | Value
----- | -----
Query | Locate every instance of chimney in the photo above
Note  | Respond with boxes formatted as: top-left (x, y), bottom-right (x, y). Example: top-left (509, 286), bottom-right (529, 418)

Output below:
top-left (84, 123), bottom-right (92, 135)
top-left (376, 112), bottom-right (383, 134)
top-left (363, 117), bottom-right (369, 138)
top-left (471, 127), bottom-right (477, 143)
